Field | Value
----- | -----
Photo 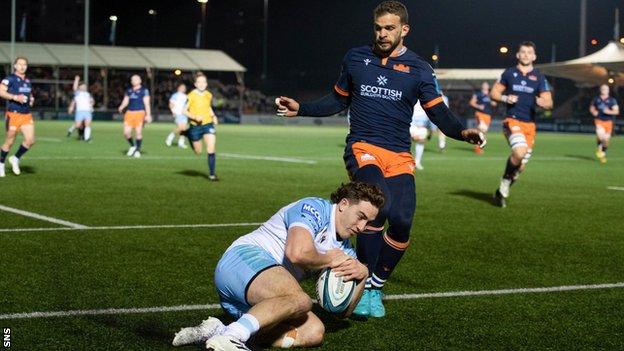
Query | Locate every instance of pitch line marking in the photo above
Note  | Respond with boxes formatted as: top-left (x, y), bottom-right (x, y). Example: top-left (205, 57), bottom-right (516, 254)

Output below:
top-left (0, 204), bottom-right (89, 229)
top-left (1, 282), bottom-right (622, 320)
top-left (0, 222), bottom-right (263, 233)
top-left (607, 186), bottom-right (624, 191)
top-left (28, 153), bottom-right (316, 164)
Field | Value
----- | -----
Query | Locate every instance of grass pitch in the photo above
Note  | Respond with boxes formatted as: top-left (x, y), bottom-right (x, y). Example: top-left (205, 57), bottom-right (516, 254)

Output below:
top-left (0, 121), bottom-right (622, 350)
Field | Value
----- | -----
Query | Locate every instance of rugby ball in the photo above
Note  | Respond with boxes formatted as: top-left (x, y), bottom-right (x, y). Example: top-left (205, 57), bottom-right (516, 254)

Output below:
top-left (316, 268), bottom-right (356, 313)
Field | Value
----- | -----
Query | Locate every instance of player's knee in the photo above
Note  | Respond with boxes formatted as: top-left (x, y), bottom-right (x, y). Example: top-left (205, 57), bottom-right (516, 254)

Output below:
top-left (24, 138), bottom-right (35, 147)
top-left (302, 321), bottom-right (325, 347)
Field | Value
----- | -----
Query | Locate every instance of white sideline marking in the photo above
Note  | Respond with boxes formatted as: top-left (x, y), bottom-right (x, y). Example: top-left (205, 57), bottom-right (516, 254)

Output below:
top-left (1, 282), bottom-right (622, 320)
top-left (0, 222), bottom-right (263, 233)
top-left (28, 153), bottom-right (316, 164)
top-left (607, 186), bottom-right (624, 191)
top-left (0, 204), bottom-right (89, 229)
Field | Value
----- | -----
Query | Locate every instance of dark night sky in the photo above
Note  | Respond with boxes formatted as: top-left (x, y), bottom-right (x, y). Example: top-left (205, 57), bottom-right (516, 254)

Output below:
top-left (0, 0), bottom-right (622, 93)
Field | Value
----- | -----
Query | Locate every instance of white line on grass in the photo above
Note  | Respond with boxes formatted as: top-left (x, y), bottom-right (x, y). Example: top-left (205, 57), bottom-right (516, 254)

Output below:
top-left (0, 204), bottom-right (89, 229)
top-left (0, 222), bottom-right (263, 233)
top-left (37, 137), bottom-right (62, 142)
top-left (28, 153), bottom-right (316, 164)
top-left (1, 282), bottom-right (622, 320)
top-left (607, 186), bottom-right (624, 191)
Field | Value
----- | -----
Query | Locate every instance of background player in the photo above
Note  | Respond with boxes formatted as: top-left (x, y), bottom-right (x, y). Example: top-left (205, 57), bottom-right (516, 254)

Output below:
top-left (0, 57), bottom-right (35, 177)
top-left (409, 101), bottom-right (428, 170)
top-left (172, 182), bottom-right (383, 350)
top-left (165, 82), bottom-right (188, 149)
top-left (469, 82), bottom-right (496, 154)
top-left (276, 1), bottom-right (484, 318)
top-left (185, 72), bottom-right (219, 181)
top-left (67, 75), bottom-right (94, 142)
top-left (490, 41), bottom-right (553, 207)
top-left (117, 74), bottom-right (151, 158)
top-left (589, 84), bottom-right (618, 164)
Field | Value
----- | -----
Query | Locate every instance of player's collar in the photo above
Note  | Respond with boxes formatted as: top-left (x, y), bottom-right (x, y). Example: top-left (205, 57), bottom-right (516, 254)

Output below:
top-left (515, 65), bottom-right (534, 76)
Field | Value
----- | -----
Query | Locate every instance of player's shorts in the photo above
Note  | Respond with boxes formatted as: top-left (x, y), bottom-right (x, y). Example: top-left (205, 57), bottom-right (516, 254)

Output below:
top-left (123, 110), bottom-right (146, 128)
top-left (594, 119), bottom-right (613, 138)
top-left (503, 117), bottom-right (536, 149)
top-left (344, 141), bottom-right (415, 178)
top-left (214, 244), bottom-right (280, 318)
top-left (187, 123), bottom-right (216, 142)
top-left (475, 111), bottom-right (492, 128)
top-left (5, 111), bottom-right (33, 131)
top-left (75, 111), bottom-right (92, 122)
top-left (409, 125), bottom-right (428, 140)
top-left (174, 114), bottom-right (188, 124)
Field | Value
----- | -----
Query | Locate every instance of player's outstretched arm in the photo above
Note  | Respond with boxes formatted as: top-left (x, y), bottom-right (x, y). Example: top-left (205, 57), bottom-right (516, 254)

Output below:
top-left (424, 101), bottom-right (486, 147)
top-left (276, 91), bottom-right (348, 118)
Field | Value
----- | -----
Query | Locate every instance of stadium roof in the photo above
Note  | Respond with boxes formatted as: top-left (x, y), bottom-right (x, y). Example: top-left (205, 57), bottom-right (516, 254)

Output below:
top-left (537, 41), bottom-right (624, 86)
top-left (435, 68), bottom-right (504, 90)
top-left (0, 42), bottom-right (246, 72)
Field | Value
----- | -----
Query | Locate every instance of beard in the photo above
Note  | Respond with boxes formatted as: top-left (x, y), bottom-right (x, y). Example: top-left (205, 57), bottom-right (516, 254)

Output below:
top-left (373, 36), bottom-right (400, 56)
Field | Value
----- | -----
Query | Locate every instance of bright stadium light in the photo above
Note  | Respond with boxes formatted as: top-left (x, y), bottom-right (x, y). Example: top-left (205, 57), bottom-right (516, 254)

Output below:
top-left (148, 9), bottom-right (157, 15)
top-left (431, 54), bottom-right (438, 61)
top-left (608, 78), bottom-right (615, 84)
top-left (620, 37), bottom-right (624, 44)
top-left (499, 46), bottom-right (509, 54)
top-left (174, 69), bottom-right (182, 76)
top-left (109, 15), bottom-right (118, 21)
top-left (197, 0), bottom-right (208, 3)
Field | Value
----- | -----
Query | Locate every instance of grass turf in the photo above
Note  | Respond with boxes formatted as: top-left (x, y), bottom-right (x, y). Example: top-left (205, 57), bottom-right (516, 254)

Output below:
top-left (0, 121), bottom-right (622, 350)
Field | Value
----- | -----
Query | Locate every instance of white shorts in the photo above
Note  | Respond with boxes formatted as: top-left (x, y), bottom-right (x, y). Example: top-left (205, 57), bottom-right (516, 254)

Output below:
top-left (75, 111), bottom-right (92, 122)
top-left (410, 126), bottom-right (428, 140)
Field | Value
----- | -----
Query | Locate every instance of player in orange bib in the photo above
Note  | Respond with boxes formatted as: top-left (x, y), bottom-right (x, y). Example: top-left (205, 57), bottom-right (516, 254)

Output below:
top-left (0, 57), bottom-right (35, 177)
top-left (469, 82), bottom-right (496, 154)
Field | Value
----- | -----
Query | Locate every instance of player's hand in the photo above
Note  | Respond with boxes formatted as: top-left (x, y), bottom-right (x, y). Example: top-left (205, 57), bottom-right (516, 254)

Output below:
top-left (118, 107), bottom-right (123, 113)
top-left (535, 96), bottom-right (550, 109)
top-left (326, 249), bottom-right (351, 269)
top-left (276, 96), bottom-right (299, 117)
top-left (144, 114), bottom-right (153, 124)
top-left (13, 94), bottom-right (28, 104)
top-left (461, 128), bottom-right (487, 148)
top-left (333, 259), bottom-right (368, 282)
top-left (507, 94), bottom-right (519, 104)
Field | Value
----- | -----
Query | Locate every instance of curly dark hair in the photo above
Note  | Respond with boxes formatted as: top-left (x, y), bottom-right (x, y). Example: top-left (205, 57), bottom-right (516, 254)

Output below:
top-left (374, 1), bottom-right (409, 24)
top-left (330, 182), bottom-right (385, 209)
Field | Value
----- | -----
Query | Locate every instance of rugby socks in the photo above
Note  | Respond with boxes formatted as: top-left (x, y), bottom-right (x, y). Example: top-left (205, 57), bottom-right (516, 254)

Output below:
top-left (502, 156), bottom-right (520, 181)
top-left (127, 137), bottom-right (134, 147)
top-left (166, 132), bottom-right (175, 145)
top-left (357, 228), bottom-right (384, 289)
top-left (370, 232), bottom-right (409, 289)
top-left (223, 313), bottom-right (259, 343)
top-left (84, 127), bottom-right (91, 140)
top-left (14, 145), bottom-right (29, 159)
top-left (0, 149), bottom-right (8, 163)
top-left (68, 125), bottom-right (76, 134)
top-left (135, 138), bottom-right (142, 151)
top-left (208, 153), bottom-right (216, 176)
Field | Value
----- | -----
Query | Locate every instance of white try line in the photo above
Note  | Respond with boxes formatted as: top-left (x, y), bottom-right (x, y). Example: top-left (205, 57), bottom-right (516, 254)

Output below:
top-left (0, 222), bottom-right (263, 233)
top-left (607, 186), bottom-right (624, 191)
top-left (1, 282), bottom-right (622, 320)
top-left (0, 204), bottom-right (89, 229)
top-left (28, 153), bottom-right (316, 164)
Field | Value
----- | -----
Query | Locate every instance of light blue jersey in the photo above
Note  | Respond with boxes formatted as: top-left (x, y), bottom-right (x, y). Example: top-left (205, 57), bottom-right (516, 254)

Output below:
top-left (228, 197), bottom-right (355, 281)
top-left (215, 197), bottom-right (356, 317)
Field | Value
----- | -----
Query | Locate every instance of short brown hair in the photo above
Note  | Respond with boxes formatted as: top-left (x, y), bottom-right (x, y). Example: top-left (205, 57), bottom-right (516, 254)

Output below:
top-left (14, 56), bottom-right (28, 64)
top-left (195, 72), bottom-right (206, 81)
top-left (518, 41), bottom-right (536, 52)
top-left (330, 182), bottom-right (385, 209)
top-left (374, 1), bottom-right (409, 24)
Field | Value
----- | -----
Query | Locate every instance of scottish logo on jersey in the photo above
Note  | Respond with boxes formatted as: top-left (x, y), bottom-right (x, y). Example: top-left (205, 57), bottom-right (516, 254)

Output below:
top-left (360, 75), bottom-right (403, 101)
top-left (364, 59), bottom-right (371, 66)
